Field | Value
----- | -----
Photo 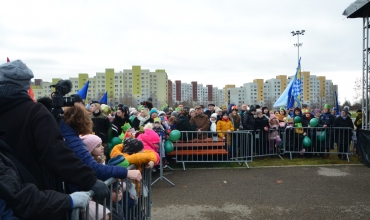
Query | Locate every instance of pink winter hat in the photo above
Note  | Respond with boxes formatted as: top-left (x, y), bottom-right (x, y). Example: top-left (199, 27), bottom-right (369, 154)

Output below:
top-left (81, 134), bottom-right (102, 153)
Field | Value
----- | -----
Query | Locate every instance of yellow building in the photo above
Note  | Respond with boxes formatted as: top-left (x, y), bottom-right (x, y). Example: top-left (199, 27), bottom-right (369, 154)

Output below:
top-left (224, 84), bottom-right (235, 104)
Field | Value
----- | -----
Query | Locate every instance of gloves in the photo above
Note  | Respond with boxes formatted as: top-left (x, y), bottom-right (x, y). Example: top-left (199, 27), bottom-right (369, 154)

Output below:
top-left (70, 192), bottom-right (90, 208)
top-left (127, 182), bottom-right (138, 204)
top-left (91, 180), bottom-right (109, 200)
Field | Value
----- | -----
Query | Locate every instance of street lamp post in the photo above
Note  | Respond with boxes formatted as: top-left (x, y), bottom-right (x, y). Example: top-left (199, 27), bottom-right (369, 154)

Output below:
top-left (291, 30), bottom-right (305, 61)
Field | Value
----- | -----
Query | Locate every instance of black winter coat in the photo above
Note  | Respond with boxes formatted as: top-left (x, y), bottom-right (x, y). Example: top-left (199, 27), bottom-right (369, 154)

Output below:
top-left (91, 111), bottom-right (111, 143)
top-left (242, 111), bottom-right (256, 130)
top-left (335, 116), bottom-right (354, 143)
top-left (0, 151), bottom-right (70, 220)
top-left (176, 116), bottom-right (196, 141)
top-left (0, 82), bottom-right (97, 219)
top-left (111, 115), bottom-right (131, 137)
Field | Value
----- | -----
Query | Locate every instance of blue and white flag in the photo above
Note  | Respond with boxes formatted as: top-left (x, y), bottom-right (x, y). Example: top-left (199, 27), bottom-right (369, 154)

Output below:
top-left (273, 58), bottom-right (302, 108)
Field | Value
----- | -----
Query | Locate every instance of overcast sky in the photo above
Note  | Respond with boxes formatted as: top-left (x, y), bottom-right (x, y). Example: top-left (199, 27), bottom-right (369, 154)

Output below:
top-left (0, 0), bottom-right (361, 103)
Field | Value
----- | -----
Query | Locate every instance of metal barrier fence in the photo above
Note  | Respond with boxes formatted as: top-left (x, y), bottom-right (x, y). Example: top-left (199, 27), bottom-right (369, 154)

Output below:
top-left (168, 127), bottom-right (355, 169)
top-left (170, 131), bottom-right (254, 170)
top-left (283, 126), bottom-right (355, 161)
top-left (71, 164), bottom-right (152, 220)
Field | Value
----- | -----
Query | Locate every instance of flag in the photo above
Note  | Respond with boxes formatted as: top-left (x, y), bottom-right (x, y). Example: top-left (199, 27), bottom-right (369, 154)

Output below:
top-left (100, 92), bottom-right (107, 104)
top-left (77, 81), bottom-right (89, 99)
top-left (28, 86), bottom-right (36, 102)
top-left (273, 58), bottom-right (302, 108)
top-left (334, 91), bottom-right (340, 116)
top-left (6, 57), bottom-right (10, 62)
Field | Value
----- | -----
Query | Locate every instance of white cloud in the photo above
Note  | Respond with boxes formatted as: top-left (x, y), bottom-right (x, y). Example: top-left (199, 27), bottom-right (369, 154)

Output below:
top-left (0, 0), bottom-right (361, 103)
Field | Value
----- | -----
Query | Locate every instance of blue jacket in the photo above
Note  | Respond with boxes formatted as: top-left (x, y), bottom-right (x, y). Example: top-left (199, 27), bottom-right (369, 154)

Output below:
top-left (59, 121), bottom-right (128, 181)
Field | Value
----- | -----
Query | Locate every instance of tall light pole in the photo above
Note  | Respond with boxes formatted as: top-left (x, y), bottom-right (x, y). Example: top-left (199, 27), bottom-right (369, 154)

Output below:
top-left (291, 30), bottom-right (305, 61)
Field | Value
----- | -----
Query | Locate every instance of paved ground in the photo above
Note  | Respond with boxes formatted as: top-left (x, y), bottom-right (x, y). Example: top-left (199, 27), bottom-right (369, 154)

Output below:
top-left (150, 165), bottom-right (370, 220)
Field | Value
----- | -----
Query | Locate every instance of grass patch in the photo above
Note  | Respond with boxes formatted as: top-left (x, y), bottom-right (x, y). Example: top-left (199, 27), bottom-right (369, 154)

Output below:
top-left (167, 154), bottom-right (361, 169)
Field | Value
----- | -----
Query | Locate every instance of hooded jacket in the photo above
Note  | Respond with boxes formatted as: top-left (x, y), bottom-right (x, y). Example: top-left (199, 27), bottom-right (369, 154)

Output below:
top-left (136, 129), bottom-right (160, 163)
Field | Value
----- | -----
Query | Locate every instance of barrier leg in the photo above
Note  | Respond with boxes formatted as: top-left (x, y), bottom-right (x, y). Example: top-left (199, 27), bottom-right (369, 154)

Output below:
top-left (152, 137), bottom-right (175, 187)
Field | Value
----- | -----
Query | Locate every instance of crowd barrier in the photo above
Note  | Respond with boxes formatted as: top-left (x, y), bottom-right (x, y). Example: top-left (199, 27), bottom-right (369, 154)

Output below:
top-left (283, 126), bottom-right (355, 161)
top-left (71, 164), bottom-right (152, 220)
top-left (168, 127), bottom-right (355, 169)
top-left (168, 131), bottom-right (254, 170)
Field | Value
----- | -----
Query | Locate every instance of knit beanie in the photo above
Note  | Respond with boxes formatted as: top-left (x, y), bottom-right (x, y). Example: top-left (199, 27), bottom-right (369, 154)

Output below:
top-left (0, 60), bottom-right (34, 90)
top-left (123, 138), bottom-right (144, 154)
top-left (81, 134), bottom-right (102, 153)
top-left (211, 113), bottom-right (218, 118)
top-left (324, 104), bottom-right (331, 109)
top-left (149, 108), bottom-right (158, 116)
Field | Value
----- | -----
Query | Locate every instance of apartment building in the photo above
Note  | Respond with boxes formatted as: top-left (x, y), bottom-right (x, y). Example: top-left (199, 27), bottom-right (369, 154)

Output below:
top-left (32, 66), bottom-right (168, 108)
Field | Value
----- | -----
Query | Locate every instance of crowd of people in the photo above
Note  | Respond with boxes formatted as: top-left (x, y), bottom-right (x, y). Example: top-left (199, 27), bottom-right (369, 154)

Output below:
top-left (0, 59), bottom-right (363, 219)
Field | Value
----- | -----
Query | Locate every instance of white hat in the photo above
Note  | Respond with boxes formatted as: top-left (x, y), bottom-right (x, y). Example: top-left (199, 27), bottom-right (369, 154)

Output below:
top-left (211, 113), bottom-right (218, 118)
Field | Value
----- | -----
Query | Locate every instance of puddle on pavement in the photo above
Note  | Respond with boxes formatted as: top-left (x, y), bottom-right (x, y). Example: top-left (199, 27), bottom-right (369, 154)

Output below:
top-left (318, 167), bottom-right (349, 177)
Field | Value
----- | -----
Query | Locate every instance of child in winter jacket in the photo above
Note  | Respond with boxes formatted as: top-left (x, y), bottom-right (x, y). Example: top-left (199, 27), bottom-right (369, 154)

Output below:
top-left (216, 111), bottom-right (234, 146)
top-left (269, 114), bottom-right (281, 151)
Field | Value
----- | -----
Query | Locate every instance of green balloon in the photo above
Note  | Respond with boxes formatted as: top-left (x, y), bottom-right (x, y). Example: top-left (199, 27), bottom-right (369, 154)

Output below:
top-left (303, 136), bottom-right (312, 147)
top-left (310, 118), bottom-right (319, 127)
top-left (294, 116), bottom-right (301, 123)
top-left (169, 130), bottom-right (181, 141)
top-left (164, 140), bottom-right (174, 153)
top-left (111, 137), bottom-right (122, 146)
top-left (317, 130), bottom-right (326, 141)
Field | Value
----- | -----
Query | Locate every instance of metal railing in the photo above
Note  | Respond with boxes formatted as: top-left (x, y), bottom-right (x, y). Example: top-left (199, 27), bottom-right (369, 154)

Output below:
top-left (71, 164), bottom-right (152, 220)
top-left (167, 127), bottom-right (356, 169)
top-left (169, 131), bottom-right (254, 170)
top-left (283, 126), bottom-right (355, 161)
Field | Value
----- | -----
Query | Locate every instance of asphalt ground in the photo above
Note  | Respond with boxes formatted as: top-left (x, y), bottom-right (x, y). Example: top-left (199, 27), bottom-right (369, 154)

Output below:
top-left (151, 165), bottom-right (370, 220)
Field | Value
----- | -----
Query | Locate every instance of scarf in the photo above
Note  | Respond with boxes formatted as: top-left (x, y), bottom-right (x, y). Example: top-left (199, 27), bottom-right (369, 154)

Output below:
top-left (276, 113), bottom-right (285, 122)
top-left (210, 118), bottom-right (217, 132)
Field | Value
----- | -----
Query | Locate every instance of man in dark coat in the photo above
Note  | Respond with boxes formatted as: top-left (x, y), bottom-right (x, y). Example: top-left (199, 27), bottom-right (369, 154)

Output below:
top-left (0, 60), bottom-right (108, 219)
top-left (90, 100), bottom-right (111, 154)
top-left (335, 109), bottom-right (354, 160)
top-left (242, 107), bottom-right (256, 131)
top-left (318, 103), bottom-right (336, 158)
top-left (204, 103), bottom-right (215, 118)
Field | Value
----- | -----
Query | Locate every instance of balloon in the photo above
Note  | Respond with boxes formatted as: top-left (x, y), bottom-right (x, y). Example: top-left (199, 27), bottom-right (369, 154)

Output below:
top-left (111, 137), bottom-right (122, 146)
top-left (108, 143), bottom-right (113, 151)
top-left (294, 116), bottom-right (301, 123)
top-left (164, 140), bottom-right (174, 153)
top-left (168, 130), bottom-right (181, 141)
top-left (309, 118), bottom-right (318, 127)
top-left (303, 136), bottom-right (312, 147)
top-left (317, 130), bottom-right (326, 141)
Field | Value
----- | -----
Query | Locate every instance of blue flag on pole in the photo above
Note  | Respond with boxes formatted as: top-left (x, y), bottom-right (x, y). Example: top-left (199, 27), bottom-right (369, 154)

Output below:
top-left (100, 92), bottom-right (108, 104)
top-left (77, 81), bottom-right (89, 100)
top-left (273, 58), bottom-right (302, 108)
top-left (334, 91), bottom-right (340, 116)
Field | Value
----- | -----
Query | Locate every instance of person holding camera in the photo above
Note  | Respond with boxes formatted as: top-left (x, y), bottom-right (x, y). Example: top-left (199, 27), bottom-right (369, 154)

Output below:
top-left (0, 60), bottom-right (109, 219)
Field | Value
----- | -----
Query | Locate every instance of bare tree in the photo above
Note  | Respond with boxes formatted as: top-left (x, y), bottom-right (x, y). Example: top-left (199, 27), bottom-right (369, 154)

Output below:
top-left (120, 93), bottom-right (137, 107)
top-left (264, 96), bottom-right (275, 110)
